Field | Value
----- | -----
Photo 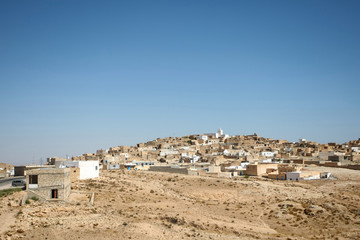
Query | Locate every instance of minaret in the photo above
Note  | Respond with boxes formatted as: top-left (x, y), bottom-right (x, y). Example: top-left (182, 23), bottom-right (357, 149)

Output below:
top-left (217, 128), bottom-right (223, 136)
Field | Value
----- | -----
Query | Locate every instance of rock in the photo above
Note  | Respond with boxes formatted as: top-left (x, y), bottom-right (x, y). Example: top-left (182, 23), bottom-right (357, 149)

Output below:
top-left (304, 208), bottom-right (314, 216)
top-left (42, 222), bottom-right (50, 228)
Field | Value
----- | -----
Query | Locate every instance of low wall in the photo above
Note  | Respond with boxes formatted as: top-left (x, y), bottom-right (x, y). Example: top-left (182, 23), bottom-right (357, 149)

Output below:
top-left (342, 165), bottom-right (360, 170)
top-left (304, 161), bottom-right (320, 165)
top-left (319, 164), bottom-right (360, 171)
top-left (148, 166), bottom-right (188, 175)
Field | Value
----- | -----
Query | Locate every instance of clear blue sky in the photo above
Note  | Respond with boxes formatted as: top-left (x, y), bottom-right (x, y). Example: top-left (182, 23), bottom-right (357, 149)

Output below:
top-left (0, 0), bottom-right (359, 165)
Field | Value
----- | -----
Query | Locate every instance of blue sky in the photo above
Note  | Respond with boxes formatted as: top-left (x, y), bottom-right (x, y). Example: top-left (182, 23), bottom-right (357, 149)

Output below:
top-left (0, 0), bottom-right (359, 165)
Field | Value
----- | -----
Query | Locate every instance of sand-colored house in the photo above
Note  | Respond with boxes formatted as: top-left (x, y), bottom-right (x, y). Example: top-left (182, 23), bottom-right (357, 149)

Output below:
top-left (245, 163), bottom-right (278, 176)
top-left (26, 168), bottom-right (71, 201)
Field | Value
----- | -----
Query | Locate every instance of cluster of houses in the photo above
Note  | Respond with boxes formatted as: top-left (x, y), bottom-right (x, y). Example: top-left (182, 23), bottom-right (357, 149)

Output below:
top-left (73, 129), bottom-right (360, 167)
top-left (4, 129), bottom-right (360, 202)
top-left (145, 159), bottom-right (331, 181)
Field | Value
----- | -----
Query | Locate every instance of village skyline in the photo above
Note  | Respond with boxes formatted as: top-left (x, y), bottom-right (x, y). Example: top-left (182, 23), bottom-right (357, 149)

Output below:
top-left (6, 128), bottom-right (360, 166)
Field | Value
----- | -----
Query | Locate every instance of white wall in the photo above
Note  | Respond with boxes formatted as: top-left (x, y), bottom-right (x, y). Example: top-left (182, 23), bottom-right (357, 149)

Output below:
top-left (304, 175), bottom-right (320, 180)
top-left (287, 171), bottom-right (320, 181)
top-left (55, 161), bottom-right (79, 168)
top-left (191, 155), bottom-right (199, 163)
top-left (159, 149), bottom-right (179, 156)
top-left (240, 162), bottom-right (250, 168)
top-left (351, 147), bottom-right (360, 152)
top-left (55, 160), bottom-right (99, 180)
top-left (197, 135), bottom-right (208, 141)
top-left (261, 152), bottom-right (275, 157)
top-left (78, 161), bottom-right (99, 180)
top-left (260, 159), bottom-right (272, 163)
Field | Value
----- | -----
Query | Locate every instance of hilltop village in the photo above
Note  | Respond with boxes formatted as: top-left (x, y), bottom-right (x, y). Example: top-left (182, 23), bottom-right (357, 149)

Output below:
top-left (50, 128), bottom-right (360, 181)
top-left (1, 129), bottom-right (360, 240)
top-left (3, 128), bottom-right (360, 201)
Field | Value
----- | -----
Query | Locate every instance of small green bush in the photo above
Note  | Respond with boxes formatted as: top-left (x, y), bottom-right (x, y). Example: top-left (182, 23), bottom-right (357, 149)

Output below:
top-left (25, 199), bottom-right (30, 204)
top-left (244, 175), bottom-right (249, 179)
top-left (31, 196), bottom-right (39, 201)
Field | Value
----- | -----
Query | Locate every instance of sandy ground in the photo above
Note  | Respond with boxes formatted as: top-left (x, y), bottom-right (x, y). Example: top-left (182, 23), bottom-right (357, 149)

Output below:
top-left (0, 166), bottom-right (359, 240)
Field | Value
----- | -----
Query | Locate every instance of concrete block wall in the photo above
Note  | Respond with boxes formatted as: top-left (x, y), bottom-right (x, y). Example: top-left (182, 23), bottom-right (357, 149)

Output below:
top-left (26, 168), bottom-right (71, 200)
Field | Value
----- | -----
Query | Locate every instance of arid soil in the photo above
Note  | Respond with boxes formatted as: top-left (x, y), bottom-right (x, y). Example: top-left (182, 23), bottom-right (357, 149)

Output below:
top-left (1, 166), bottom-right (359, 240)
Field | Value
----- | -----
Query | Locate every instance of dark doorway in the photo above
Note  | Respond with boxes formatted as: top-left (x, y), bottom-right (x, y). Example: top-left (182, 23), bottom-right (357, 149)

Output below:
top-left (51, 189), bottom-right (58, 199)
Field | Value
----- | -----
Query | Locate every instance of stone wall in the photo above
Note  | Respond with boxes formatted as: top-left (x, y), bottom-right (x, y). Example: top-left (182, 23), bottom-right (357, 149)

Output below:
top-left (148, 166), bottom-right (188, 175)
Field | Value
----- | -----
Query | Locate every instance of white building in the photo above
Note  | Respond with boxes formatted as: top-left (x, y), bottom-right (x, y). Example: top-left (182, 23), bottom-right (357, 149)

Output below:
top-left (55, 160), bottom-right (99, 180)
top-left (180, 146), bottom-right (190, 150)
top-left (260, 159), bottom-right (272, 163)
top-left (351, 147), bottom-right (360, 152)
top-left (261, 151), bottom-right (277, 157)
top-left (204, 128), bottom-right (229, 139)
top-left (217, 128), bottom-right (229, 139)
top-left (197, 135), bottom-right (208, 141)
top-left (191, 155), bottom-right (199, 163)
top-left (320, 172), bottom-right (331, 178)
top-left (286, 171), bottom-right (320, 181)
top-left (239, 162), bottom-right (250, 168)
top-left (159, 149), bottom-right (179, 157)
top-left (217, 128), bottom-right (223, 136)
top-left (223, 149), bottom-right (249, 157)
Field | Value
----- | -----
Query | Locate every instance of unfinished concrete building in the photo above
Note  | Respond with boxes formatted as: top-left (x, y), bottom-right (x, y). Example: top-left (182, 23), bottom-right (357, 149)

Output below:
top-left (26, 168), bottom-right (71, 201)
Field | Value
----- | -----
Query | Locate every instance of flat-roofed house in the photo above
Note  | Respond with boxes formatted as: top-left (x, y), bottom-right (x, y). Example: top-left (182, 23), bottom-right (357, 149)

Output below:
top-left (245, 163), bottom-right (279, 176)
top-left (26, 168), bottom-right (71, 201)
top-left (55, 160), bottom-right (99, 180)
top-left (286, 171), bottom-right (321, 181)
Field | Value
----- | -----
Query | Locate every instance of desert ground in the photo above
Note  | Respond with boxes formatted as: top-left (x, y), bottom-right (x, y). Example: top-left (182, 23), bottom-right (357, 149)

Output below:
top-left (1, 166), bottom-right (359, 240)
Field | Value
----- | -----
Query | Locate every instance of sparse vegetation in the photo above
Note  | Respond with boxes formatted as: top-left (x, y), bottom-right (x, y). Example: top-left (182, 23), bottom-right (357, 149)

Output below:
top-left (0, 168), bottom-right (359, 240)
top-left (0, 188), bottom-right (22, 198)
top-left (31, 196), bottom-right (39, 201)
